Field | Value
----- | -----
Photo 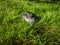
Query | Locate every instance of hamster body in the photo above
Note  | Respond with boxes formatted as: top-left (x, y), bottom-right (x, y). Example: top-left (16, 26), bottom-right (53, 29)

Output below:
top-left (22, 12), bottom-right (38, 25)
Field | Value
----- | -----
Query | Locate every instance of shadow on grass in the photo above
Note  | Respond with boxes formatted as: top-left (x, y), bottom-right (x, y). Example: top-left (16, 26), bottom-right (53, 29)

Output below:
top-left (12, 38), bottom-right (23, 45)
top-left (2, 36), bottom-right (35, 45)
top-left (11, 37), bottom-right (35, 45)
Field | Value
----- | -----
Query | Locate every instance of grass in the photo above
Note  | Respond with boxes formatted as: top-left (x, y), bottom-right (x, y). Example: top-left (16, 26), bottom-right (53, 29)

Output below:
top-left (0, 0), bottom-right (60, 45)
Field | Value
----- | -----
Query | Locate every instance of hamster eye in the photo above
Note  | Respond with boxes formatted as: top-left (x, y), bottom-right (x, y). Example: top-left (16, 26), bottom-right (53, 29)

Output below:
top-left (25, 14), bottom-right (27, 16)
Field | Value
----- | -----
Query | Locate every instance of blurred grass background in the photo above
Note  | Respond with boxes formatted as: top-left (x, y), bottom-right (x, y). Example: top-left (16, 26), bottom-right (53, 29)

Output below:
top-left (0, 0), bottom-right (60, 45)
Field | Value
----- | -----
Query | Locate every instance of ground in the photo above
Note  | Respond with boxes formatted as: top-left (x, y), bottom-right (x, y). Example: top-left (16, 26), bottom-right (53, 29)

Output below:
top-left (0, 0), bottom-right (60, 45)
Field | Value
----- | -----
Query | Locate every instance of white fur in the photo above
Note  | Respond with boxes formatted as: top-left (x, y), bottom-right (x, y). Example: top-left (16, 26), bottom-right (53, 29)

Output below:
top-left (23, 16), bottom-right (35, 25)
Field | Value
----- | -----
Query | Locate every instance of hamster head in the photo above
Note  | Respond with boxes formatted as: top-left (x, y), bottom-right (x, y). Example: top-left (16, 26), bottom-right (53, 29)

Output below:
top-left (22, 12), bottom-right (33, 19)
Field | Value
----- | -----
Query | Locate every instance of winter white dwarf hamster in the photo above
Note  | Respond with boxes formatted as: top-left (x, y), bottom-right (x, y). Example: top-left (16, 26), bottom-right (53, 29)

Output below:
top-left (22, 12), bottom-right (38, 25)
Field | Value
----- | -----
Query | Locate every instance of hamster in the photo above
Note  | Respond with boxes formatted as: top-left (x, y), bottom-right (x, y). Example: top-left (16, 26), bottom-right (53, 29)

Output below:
top-left (22, 12), bottom-right (38, 25)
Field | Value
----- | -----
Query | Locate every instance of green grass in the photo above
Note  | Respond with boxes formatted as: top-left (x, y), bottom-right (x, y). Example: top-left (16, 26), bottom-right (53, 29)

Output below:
top-left (0, 0), bottom-right (60, 45)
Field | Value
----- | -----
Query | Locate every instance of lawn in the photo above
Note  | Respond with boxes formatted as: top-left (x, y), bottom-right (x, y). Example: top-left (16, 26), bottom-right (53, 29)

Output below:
top-left (0, 0), bottom-right (60, 45)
